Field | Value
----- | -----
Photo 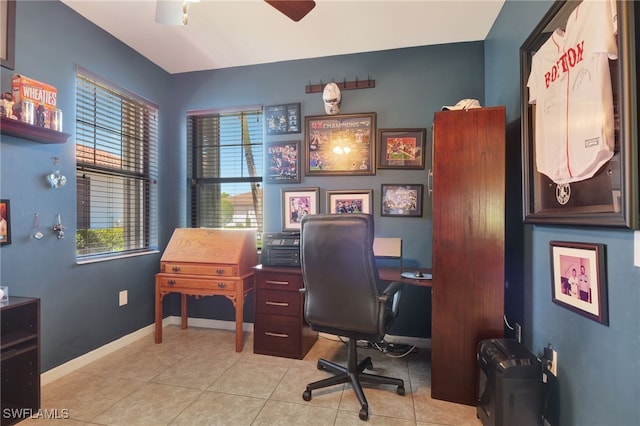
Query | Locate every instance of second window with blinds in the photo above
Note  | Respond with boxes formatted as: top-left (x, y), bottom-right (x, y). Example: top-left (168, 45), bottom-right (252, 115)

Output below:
top-left (187, 108), bottom-right (264, 248)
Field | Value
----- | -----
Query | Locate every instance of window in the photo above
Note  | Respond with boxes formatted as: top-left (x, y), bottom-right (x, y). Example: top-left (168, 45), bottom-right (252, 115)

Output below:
top-left (75, 67), bottom-right (158, 260)
top-left (187, 108), bottom-right (263, 247)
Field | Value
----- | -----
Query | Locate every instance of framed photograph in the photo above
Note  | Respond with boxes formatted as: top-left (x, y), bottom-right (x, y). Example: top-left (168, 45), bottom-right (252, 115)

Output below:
top-left (550, 241), bottom-right (608, 325)
top-left (305, 112), bottom-right (376, 176)
top-left (281, 187), bottom-right (319, 231)
top-left (381, 184), bottom-right (423, 217)
top-left (266, 140), bottom-right (301, 183)
top-left (1, 0), bottom-right (16, 70)
top-left (377, 128), bottom-right (426, 169)
top-left (520, 0), bottom-right (639, 228)
top-left (0, 199), bottom-right (11, 246)
top-left (325, 190), bottom-right (373, 214)
top-left (265, 103), bottom-right (300, 135)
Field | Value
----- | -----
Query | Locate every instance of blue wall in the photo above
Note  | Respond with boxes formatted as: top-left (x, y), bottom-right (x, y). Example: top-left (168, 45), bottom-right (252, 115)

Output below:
top-left (486, 1), bottom-right (640, 425)
top-left (3, 1), bottom-right (638, 424)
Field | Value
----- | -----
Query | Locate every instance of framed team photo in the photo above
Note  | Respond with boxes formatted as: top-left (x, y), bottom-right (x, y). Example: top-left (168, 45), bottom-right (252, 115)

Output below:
top-left (549, 241), bottom-right (608, 325)
top-left (380, 184), bottom-right (423, 217)
top-left (325, 190), bottom-right (373, 214)
top-left (266, 140), bottom-right (301, 183)
top-left (281, 187), bottom-right (319, 231)
top-left (377, 128), bottom-right (426, 169)
top-left (0, 199), bottom-right (11, 246)
top-left (520, 0), bottom-right (639, 229)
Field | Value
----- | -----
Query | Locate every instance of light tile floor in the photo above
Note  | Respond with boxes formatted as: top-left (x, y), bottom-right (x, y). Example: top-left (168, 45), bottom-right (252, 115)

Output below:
top-left (21, 325), bottom-right (481, 425)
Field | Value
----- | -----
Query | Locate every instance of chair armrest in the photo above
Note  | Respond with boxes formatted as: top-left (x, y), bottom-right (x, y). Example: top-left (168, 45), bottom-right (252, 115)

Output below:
top-left (378, 281), bottom-right (402, 303)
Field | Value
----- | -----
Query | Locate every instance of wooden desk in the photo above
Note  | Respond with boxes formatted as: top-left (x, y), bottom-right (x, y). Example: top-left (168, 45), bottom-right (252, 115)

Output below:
top-left (155, 272), bottom-right (254, 352)
top-left (154, 228), bottom-right (257, 352)
top-left (378, 267), bottom-right (432, 287)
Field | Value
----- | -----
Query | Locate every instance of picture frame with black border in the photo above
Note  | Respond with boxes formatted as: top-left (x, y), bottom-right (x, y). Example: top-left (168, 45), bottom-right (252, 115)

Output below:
top-left (549, 241), bottom-right (608, 325)
top-left (380, 184), bottom-right (423, 217)
top-left (0, 199), bottom-right (11, 245)
top-left (266, 140), bottom-right (301, 183)
top-left (265, 103), bottom-right (301, 135)
top-left (377, 128), bottom-right (426, 170)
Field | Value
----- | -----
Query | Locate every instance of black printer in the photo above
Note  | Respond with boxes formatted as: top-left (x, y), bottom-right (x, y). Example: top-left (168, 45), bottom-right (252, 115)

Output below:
top-left (261, 231), bottom-right (301, 267)
top-left (477, 338), bottom-right (543, 426)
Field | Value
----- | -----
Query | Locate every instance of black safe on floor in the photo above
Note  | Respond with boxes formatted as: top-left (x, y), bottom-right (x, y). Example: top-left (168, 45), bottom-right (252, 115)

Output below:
top-left (477, 338), bottom-right (543, 426)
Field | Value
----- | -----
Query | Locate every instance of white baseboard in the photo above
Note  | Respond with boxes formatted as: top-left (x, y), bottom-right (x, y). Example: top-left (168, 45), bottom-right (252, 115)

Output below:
top-left (41, 316), bottom-right (251, 386)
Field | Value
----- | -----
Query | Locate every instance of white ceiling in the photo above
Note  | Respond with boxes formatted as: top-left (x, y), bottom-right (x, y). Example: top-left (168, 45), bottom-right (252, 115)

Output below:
top-left (61, 0), bottom-right (506, 74)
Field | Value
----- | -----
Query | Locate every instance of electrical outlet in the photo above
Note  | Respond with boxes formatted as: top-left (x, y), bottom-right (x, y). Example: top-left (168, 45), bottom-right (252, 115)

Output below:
top-left (119, 290), bottom-right (128, 306)
top-left (544, 344), bottom-right (558, 377)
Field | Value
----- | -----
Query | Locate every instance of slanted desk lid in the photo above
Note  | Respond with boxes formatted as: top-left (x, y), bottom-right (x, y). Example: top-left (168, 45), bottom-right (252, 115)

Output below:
top-left (161, 228), bottom-right (257, 273)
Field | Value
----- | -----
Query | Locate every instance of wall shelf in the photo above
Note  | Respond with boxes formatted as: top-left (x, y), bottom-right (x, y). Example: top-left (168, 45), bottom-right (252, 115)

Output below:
top-left (1, 117), bottom-right (70, 144)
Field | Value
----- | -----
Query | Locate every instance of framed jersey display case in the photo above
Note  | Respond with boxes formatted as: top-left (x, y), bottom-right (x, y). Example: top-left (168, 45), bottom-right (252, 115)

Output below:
top-left (520, 0), bottom-right (639, 229)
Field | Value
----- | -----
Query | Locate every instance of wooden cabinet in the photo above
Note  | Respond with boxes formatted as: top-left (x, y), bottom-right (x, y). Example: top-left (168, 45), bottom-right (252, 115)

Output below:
top-left (253, 265), bottom-right (317, 359)
top-left (155, 228), bottom-right (257, 352)
top-left (1, 297), bottom-right (40, 426)
top-left (431, 106), bottom-right (506, 406)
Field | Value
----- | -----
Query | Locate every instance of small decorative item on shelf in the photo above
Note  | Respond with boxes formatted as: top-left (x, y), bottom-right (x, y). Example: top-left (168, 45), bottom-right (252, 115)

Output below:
top-left (0, 286), bottom-right (8, 303)
top-left (0, 92), bottom-right (16, 119)
top-left (11, 73), bottom-right (58, 128)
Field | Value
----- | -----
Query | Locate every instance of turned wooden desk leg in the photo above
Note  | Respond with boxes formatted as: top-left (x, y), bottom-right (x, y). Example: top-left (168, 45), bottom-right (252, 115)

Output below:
top-left (181, 293), bottom-right (188, 329)
top-left (155, 285), bottom-right (162, 344)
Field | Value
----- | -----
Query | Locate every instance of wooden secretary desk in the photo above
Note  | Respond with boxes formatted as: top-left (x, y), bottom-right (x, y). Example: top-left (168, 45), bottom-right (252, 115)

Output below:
top-left (155, 228), bottom-right (257, 352)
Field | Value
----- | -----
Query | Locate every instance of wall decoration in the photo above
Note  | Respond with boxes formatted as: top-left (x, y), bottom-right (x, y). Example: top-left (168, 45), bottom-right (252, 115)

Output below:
top-left (281, 187), bottom-right (319, 231)
top-left (266, 140), bottom-right (301, 183)
top-left (377, 128), bottom-right (426, 169)
top-left (549, 241), bottom-right (608, 325)
top-left (305, 113), bottom-right (376, 176)
top-left (521, 0), bottom-right (639, 228)
top-left (265, 103), bottom-right (300, 135)
top-left (325, 190), bottom-right (373, 214)
top-left (380, 184), bottom-right (423, 217)
top-left (0, 199), bottom-right (11, 245)
top-left (1, 0), bottom-right (15, 70)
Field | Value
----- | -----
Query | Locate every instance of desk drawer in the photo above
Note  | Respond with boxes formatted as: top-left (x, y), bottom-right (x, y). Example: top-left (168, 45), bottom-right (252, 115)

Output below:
top-left (254, 314), bottom-right (302, 358)
top-left (256, 271), bottom-right (302, 292)
top-left (160, 262), bottom-right (237, 277)
top-left (156, 273), bottom-right (236, 292)
top-left (256, 289), bottom-right (301, 316)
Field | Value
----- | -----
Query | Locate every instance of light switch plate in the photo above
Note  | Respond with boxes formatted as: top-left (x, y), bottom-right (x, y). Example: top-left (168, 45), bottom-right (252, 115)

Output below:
top-left (634, 231), bottom-right (640, 267)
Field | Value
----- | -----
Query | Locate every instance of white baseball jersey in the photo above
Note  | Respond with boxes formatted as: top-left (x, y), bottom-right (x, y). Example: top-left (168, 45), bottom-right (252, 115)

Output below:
top-left (527, 0), bottom-right (617, 184)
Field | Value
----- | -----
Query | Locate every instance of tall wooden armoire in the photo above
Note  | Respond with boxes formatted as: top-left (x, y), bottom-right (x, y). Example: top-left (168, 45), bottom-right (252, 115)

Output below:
top-left (431, 106), bottom-right (506, 406)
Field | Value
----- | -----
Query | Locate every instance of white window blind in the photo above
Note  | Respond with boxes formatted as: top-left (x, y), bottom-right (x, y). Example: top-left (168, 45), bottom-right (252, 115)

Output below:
top-left (75, 68), bottom-right (158, 259)
top-left (187, 109), bottom-right (263, 246)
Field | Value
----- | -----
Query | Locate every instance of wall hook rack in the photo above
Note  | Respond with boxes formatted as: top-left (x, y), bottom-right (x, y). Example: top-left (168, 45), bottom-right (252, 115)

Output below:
top-left (305, 76), bottom-right (376, 94)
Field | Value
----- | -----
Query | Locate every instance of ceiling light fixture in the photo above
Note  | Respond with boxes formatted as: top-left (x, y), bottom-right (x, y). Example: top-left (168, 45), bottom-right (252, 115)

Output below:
top-left (155, 0), bottom-right (198, 26)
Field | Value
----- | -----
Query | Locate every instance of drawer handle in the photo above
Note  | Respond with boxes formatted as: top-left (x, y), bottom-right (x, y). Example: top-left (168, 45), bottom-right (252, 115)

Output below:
top-left (215, 268), bottom-right (225, 275)
top-left (217, 282), bottom-right (227, 289)
top-left (168, 279), bottom-right (176, 286)
top-left (265, 301), bottom-right (289, 307)
top-left (172, 266), bottom-right (181, 272)
top-left (265, 332), bottom-right (289, 338)
top-left (266, 280), bottom-right (289, 286)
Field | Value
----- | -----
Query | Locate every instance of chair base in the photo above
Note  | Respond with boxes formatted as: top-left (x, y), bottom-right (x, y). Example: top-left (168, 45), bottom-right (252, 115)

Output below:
top-left (302, 337), bottom-right (405, 421)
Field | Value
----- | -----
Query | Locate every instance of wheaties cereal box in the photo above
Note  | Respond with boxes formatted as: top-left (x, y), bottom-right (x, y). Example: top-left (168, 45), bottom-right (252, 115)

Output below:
top-left (11, 74), bottom-right (58, 128)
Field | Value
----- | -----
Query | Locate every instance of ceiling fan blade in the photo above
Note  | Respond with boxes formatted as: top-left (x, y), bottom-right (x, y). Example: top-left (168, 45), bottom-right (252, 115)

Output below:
top-left (265, 1), bottom-right (316, 22)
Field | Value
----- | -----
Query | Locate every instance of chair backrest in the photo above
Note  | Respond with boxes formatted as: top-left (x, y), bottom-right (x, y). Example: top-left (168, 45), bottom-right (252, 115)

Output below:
top-left (300, 214), bottom-right (386, 340)
top-left (373, 237), bottom-right (403, 272)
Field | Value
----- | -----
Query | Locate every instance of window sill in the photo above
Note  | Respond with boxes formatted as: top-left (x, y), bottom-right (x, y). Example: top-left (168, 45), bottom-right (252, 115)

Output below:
top-left (76, 249), bottom-right (160, 265)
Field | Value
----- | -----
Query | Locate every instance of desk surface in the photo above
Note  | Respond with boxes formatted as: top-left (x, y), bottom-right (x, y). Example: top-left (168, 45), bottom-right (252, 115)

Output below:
top-left (256, 265), bottom-right (431, 287)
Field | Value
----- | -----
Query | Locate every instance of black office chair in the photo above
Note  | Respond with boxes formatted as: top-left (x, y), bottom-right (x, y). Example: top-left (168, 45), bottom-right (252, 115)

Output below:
top-left (299, 213), bottom-right (405, 421)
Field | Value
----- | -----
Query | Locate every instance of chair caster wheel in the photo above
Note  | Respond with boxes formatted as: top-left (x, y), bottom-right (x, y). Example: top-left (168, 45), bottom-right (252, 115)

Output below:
top-left (302, 389), bottom-right (312, 401)
top-left (359, 407), bottom-right (369, 421)
top-left (397, 385), bottom-right (405, 396)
